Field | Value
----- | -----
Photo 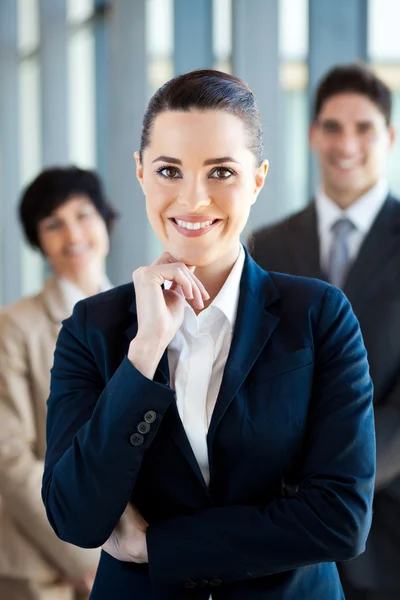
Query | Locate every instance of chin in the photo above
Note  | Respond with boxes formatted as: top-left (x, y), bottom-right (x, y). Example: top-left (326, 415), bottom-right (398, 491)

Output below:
top-left (167, 244), bottom-right (216, 268)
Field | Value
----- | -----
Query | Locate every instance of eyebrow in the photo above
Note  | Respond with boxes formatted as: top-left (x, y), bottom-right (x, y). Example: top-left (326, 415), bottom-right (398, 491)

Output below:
top-left (318, 118), bottom-right (375, 127)
top-left (152, 155), bottom-right (240, 166)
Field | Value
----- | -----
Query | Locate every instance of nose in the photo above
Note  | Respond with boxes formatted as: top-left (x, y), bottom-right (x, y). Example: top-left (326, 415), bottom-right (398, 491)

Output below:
top-left (177, 177), bottom-right (211, 211)
top-left (336, 132), bottom-right (359, 156)
top-left (64, 222), bottom-right (84, 245)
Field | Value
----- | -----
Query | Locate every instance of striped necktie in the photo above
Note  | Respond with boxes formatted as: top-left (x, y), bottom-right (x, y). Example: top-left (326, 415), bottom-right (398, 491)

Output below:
top-left (328, 218), bottom-right (356, 288)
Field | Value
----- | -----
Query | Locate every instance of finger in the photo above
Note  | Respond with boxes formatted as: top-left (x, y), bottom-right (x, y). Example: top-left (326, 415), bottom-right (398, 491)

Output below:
top-left (185, 271), bottom-right (204, 309)
top-left (190, 272), bottom-right (210, 301)
top-left (159, 266), bottom-right (196, 300)
top-left (151, 252), bottom-right (178, 267)
top-left (169, 283), bottom-right (185, 298)
top-left (136, 263), bottom-right (205, 307)
top-left (150, 257), bottom-right (209, 301)
top-left (134, 264), bottom-right (194, 300)
top-left (185, 265), bottom-right (210, 301)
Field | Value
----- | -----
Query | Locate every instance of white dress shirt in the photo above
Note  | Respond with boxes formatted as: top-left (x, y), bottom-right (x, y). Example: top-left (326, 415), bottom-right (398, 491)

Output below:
top-left (167, 245), bottom-right (244, 598)
top-left (58, 276), bottom-right (113, 315)
top-left (168, 245), bottom-right (245, 486)
top-left (315, 178), bottom-right (389, 275)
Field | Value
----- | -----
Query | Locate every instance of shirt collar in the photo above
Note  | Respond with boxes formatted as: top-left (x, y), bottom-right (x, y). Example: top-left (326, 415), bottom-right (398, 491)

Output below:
top-left (206, 244), bottom-right (245, 331)
top-left (315, 178), bottom-right (389, 234)
top-left (58, 276), bottom-right (113, 315)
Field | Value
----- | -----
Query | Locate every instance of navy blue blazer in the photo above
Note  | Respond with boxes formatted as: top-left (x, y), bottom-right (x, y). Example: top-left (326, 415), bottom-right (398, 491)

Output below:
top-left (42, 253), bottom-right (375, 600)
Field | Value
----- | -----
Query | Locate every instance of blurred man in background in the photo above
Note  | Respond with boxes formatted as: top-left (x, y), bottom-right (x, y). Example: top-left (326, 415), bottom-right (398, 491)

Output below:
top-left (251, 63), bottom-right (400, 600)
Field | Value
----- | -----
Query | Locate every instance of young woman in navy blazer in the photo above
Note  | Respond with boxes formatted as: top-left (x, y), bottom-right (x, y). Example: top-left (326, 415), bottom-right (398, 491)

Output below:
top-left (42, 70), bottom-right (375, 600)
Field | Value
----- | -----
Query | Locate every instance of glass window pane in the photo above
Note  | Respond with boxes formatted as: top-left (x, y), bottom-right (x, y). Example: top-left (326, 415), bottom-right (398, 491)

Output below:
top-left (388, 92), bottom-right (400, 195)
top-left (368, 0), bottom-right (400, 61)
top-left (147, 0), bottom-right (174, 96)
top-left (19, 56), bottom-right (44, 295)
top-left (147, 0), bottom-right (173, 58)
top-left (213, 0), bottom-right (232, 65)
top-left (283, 89), bottom-right (309, 213)
top-left (18, 0), bottom-right (39, 55)
top-left (68, 26), bottom-right (96, 167)
top-left (68, 0), bottom-right (94, 24)
top-left (279, 0), bottom-right (308, 60)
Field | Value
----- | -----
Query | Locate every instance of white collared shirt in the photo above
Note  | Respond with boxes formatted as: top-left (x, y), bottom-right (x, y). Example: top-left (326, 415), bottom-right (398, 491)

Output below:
top-left (58, 276), bottom-right (113, 316)
top-left (167, 245), bottom-right (245, 486)
top-left (315, 178), bottom-right (389, 275)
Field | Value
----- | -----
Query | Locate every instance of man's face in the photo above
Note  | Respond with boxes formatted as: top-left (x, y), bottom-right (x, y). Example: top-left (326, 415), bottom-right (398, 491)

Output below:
top-left (310, 92), bottom-right (395, 207)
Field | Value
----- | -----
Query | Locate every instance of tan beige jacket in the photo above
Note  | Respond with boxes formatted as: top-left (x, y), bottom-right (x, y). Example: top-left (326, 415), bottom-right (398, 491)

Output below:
top-left (0, 278), bottom-right (101, 583)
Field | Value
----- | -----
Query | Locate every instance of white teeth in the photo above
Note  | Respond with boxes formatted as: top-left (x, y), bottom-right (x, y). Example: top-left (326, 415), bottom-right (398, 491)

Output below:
top-left (65, 245), bottom-right (89, 255)
top-left (175, 219), bottom-right (214, 230)
top-left (335, 160), bottom-right (358, 169)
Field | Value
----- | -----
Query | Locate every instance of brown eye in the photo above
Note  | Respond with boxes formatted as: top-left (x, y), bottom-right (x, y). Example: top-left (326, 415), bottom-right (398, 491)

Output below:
top-left (322, 122), bottom-right (340, 134)
top-left (42, 220), bottom-right (62, 231)
top-left (157, 166), bottom-right (181, 179)
top-left (210, 167), bottom-right (235, 179)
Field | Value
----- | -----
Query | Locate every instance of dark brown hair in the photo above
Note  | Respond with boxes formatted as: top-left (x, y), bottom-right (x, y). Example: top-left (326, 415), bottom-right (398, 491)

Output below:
top-left (19, 166), bottom-right (118, 250)
top-left (139, 69), bottom-right (263, 165)
top-left (313, 63), bottom-right (392, 125)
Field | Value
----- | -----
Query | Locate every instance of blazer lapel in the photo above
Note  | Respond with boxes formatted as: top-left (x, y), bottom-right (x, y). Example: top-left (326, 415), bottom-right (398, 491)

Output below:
top-left (343, 196), bottom-right (400, 301)
top-left (41, 277), bottom-right (74, 331)
top-left (207, 252), bottom-right (280, 450)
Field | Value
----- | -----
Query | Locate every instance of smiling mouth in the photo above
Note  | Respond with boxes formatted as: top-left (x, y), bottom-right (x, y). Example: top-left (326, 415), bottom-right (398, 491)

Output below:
top-left (168, 218), bottom-right (221, 237)
top-left (64, 245), bottom-right (91, 256)
top-left (172, 218), bottom-right (219, 230)
top-left (331, 159), bottom-right (361, 170)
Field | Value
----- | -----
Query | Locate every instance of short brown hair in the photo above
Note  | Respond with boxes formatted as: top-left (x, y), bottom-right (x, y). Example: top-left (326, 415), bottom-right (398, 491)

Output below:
top-left (19, 166), bottom-right (118, 251)
top-left (313, 63), bottom-right (392, 125)
top-left (139, 69), bottom-right (263, 165)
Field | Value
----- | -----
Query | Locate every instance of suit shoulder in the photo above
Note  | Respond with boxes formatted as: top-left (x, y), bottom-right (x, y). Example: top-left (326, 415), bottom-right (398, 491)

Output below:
top-left (267, 270), bottom-right (331, 300)
top-left (0, 291), bottom-right (46, 334)
top-left (264, 272), bottom-right (349, 331)
top-left (388, 194), bottom-right (400, 213)
top-left (81, 283), bottom-right (134, 317)
top-left (252, 206), bottom-right (309, 240)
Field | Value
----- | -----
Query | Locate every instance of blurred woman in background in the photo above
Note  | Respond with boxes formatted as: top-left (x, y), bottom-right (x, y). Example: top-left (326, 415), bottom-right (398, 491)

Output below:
top-left (0, 166), bottom-right (116, 600)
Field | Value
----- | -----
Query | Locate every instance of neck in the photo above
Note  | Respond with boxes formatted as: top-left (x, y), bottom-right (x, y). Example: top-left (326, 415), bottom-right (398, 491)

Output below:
top-left (323, 180), bottom-right (379, 210)
top-left (188, 244), bottom-right (241, 312)
top-left (63, 268), bottom-right (106, 298)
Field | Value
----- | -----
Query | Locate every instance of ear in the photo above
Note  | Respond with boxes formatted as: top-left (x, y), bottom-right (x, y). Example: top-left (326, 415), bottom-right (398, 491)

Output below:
top-left (134, 151), bottom-right (145, 191)
top-left (251, 160), bottom-right (269, 205)
top-left (309, 122), bottom-right (318, 151)
top-left (388, 125), bottom-right (396, 149)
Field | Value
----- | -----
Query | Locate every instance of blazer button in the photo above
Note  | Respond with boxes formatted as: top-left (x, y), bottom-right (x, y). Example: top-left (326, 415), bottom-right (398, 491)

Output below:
top-left (137, 421), bottom-right (150, 434)
top-left (144, 410), bottom-right (157, 424)
top-left (209, 578), bottom-right (222, 586)
top-left (129, 433), bottom-right (144, 446)
top-left (184, 580), bottom-right (196, 589)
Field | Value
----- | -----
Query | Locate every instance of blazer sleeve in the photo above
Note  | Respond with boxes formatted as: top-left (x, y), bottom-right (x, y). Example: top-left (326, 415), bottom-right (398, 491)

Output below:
top-left (146, 286), bottom-right (376, 589)
top-left (0, 311), bottom-right (100, 578)
top-left (42, 299), bottom-right (176, 548)
top-left (372, 374), bottom-right (400, 490)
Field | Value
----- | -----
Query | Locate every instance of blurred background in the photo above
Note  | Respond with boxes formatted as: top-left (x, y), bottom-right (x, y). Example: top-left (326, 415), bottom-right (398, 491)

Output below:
top-left (1, 0), bottom-right (400, 306)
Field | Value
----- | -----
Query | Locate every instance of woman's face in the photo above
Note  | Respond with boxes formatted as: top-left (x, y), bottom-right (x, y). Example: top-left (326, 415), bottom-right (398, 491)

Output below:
top-left (136, 110), bottom-right (268, 268)
top-left (37, 195), bottom-right (110, 280)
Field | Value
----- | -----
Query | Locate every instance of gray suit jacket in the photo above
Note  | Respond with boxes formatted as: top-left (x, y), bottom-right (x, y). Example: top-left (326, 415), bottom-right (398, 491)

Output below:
top-left (251, 195), bottom-right (400, 591)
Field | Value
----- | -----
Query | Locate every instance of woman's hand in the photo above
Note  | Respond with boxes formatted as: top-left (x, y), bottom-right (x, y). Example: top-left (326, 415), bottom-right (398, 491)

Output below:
top-left (128, 252), bottom-right (209, 378)
top-left (102, 503), bottom-right (149, 563)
